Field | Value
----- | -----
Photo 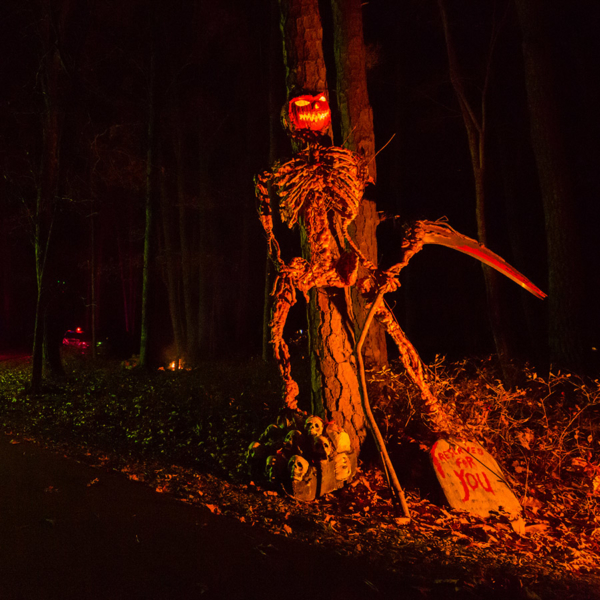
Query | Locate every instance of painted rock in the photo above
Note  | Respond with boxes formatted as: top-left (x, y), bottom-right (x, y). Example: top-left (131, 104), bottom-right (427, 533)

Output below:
top-left (431, 438), bottom-right (524, 531)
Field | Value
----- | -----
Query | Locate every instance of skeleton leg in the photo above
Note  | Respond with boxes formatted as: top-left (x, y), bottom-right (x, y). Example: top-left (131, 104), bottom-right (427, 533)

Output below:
top-left (374, 302), bottom-right (455, 435)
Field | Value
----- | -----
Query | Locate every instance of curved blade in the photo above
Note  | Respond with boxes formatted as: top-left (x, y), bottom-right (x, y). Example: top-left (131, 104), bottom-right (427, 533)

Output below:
top-left (418, 221), bottom-right (547, 300)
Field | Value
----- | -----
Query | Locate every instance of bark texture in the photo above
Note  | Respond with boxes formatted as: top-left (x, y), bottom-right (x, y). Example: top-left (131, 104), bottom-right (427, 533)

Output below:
top-left (332, 0), bottom-right (388, 369)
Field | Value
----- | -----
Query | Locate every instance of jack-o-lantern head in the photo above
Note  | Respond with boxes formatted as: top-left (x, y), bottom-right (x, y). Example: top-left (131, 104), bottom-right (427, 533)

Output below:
top-left (283, 93), bottom-right (331, 138)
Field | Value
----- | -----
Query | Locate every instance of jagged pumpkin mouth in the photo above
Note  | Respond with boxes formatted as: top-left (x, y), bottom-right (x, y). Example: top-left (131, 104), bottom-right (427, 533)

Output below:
top-left (288, 94), bottom-right (331, 132)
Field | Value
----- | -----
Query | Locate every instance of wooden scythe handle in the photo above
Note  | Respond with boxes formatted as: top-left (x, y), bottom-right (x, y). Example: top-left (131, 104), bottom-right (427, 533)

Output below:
top-left (355, 289), bottom-right (410, 520)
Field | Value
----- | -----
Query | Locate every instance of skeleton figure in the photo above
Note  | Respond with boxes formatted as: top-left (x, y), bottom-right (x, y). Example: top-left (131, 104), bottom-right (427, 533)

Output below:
top-left (255, 92), bottom-right (373, 412)
top-left (256, 92), bottom-right (546, 436)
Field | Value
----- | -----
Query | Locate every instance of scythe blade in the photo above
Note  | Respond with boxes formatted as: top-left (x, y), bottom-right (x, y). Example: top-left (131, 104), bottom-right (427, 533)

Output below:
top-left (417, 220), bottom-right (547, 300)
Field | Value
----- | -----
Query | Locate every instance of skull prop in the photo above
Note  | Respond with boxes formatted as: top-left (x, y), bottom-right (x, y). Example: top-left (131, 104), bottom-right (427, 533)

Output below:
top-left (283, 429), bottom-right (304, 454)
top-left (305, 416), bottom-right (324, 439)
top-left (315, 435), bottom-right (333, 459)
top-left (333, 453), bottom-right (352, 481)
top-left (288, 455), bottom-right (309, 482)
top-left (265, 455), bottom-right (281, 483)
top-left (259, 423), bottom-right (283, 445)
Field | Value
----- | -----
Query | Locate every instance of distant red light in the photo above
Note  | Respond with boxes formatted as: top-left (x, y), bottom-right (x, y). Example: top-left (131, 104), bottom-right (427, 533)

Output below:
top-left (76, 327), bottom-right (83, 333)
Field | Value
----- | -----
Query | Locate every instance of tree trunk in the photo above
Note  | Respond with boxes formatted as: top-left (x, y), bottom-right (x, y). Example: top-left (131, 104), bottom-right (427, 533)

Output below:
top-left (331, 0), bottom-right (388, 370)
top-left (263, 0), bottom-right (285, 362)
top-left (495, 107), bottom-right (547, 365)
top-left (31, 6), bottom-right (65, 392)
top-left (438, 0), bottom-right (515, 378)
top-left (514, 0), bottom-right (585, 370)
top-left (0, 215), bottom-right (11, 348)
top-left (174, 112), bottom-right (199, 365)
top-left (278, 0), bottom-right (366, 449)
top-left (196, 139), bottom-right (211, 358)
top-left (89, 205), bottom-right (98, 360)
top-left (140, 47), bottom-right (156, 369)
top-left (160, 161), bottom-right (184, 366)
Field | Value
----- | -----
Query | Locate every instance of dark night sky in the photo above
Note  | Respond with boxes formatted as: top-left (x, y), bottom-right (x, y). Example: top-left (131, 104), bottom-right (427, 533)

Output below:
top-left (1, 0), bottom-right (599, 368)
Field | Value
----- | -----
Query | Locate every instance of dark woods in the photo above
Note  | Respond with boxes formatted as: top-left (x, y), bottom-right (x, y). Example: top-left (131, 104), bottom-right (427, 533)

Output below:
top-left (1, 0), bottom-right (598, 379)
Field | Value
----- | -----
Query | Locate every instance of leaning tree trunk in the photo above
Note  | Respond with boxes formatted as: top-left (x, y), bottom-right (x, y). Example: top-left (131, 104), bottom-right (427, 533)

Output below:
top-left (514, 0), bottom-right (585, 370)
top-left (278, 0), bottom-right (366, 450)
top-left (331, 0), bottom-right (388, 370)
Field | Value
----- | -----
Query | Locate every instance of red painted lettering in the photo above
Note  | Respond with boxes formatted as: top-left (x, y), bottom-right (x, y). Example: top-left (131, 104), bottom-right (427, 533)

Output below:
top-left (477, 471), bottom-right (494, 495)
top-left (432, 454), bottom-right (446, 479)
top-left (465, 473), bottom-right (478, 490)
top-left (454, 469), bottom-right (470, 502)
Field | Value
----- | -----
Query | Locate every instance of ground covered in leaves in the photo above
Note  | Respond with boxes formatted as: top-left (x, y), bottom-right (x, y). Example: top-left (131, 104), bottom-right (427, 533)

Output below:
top-left (0, 351), bottom-right (599, 599)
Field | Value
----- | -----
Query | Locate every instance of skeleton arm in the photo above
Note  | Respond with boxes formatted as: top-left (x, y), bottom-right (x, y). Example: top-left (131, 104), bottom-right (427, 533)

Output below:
top-left (254, 169), bottom-right (283, 268)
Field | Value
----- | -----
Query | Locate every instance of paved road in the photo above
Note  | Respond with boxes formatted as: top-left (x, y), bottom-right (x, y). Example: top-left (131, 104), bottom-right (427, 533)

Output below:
top-left (0, 434), bottom-right (416, 600)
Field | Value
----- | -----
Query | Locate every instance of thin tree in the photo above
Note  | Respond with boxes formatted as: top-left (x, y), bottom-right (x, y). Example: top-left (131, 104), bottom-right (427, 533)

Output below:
top-left (30, 1), bottom-right (72, 391)
top-left (139, 42), bottom-right (156, 369)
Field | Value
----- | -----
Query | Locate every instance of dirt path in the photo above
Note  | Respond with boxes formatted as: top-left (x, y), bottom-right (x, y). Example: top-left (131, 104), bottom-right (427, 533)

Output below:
top-left (0, 433), bottom-right (421, 600)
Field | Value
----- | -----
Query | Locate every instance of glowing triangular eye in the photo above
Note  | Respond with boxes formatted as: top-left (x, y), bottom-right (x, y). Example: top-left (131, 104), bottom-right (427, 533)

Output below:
top-left (294, 100), bottom-right (310, 107)
top-left (318, 96), bottom-right (326, 102)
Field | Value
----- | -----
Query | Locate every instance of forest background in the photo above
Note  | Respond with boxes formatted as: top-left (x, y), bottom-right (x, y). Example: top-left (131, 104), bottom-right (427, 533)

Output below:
top-left (1, 0), bottom-right (599, 384)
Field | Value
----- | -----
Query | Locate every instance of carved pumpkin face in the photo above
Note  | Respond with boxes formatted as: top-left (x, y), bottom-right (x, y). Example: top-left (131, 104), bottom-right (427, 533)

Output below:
top-left (287, 94), bottom-right (331, 133)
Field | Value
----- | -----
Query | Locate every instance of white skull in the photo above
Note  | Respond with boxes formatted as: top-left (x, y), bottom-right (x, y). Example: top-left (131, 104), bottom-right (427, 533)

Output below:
top-left (333, 453), bottom-right (351, 481)
top-left (305, 416), bottom-right (324, 438)
top-left (328, 430), bottom-right (351, 454)
top-left (316, 435), bottom-right (333, 458)
top-left (265, 455), bottom-right (279, 482)
top-left (288, 455), bottom-right (309, 482)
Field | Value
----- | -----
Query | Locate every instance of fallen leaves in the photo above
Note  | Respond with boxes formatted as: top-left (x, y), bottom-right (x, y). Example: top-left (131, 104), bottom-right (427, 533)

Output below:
top-left (1, 355), bottom-right (599, 598)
